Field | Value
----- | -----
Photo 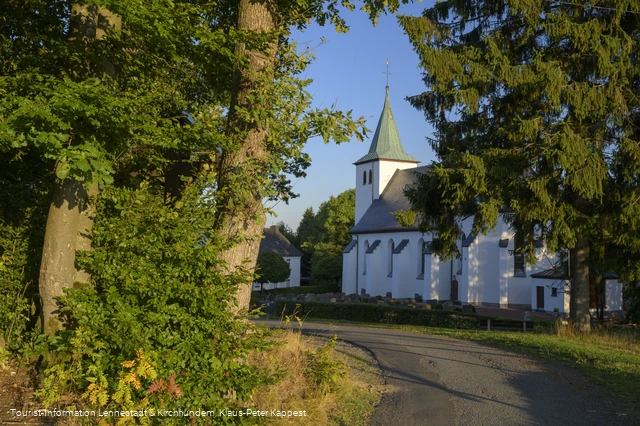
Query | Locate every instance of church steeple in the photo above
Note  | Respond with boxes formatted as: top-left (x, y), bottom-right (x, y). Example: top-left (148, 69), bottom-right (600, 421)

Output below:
top-left (354, 88), bottom-right (419, 165)
top-left (354, 86), bottom-right (420, 224)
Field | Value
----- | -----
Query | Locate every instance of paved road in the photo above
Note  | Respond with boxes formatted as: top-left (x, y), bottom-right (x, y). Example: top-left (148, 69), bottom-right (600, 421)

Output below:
top-left (256, 320), bottom-right (633, 426)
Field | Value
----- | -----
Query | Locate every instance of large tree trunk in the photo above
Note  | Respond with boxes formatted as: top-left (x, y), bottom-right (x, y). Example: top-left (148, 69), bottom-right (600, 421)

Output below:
top-left (39, 4), bottom-right (120, 334)
top-left (569, 233), bottom-right (591, 332)
top-left (216, 0), bottom-right (276, 312)
top-left (39, 173), bottom-right (85, 334)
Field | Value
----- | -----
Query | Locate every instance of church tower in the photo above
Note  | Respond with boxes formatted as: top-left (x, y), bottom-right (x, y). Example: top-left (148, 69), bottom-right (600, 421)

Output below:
top-left (355, 87), bottom-right (419, 223)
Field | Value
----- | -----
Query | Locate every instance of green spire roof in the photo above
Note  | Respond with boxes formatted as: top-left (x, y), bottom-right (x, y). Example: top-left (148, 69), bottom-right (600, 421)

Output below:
top-left (354, 89), bottom-right (419, 165)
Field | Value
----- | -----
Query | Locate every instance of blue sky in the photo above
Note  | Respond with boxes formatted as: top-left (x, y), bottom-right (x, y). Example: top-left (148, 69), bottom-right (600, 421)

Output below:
top-left (268, 1), bottom-right (438, 230)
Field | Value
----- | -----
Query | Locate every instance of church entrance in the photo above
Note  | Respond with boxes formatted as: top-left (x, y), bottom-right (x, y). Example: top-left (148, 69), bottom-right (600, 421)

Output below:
top-left (451, 278), bottom-right (458, 301)
top-left (536, 286), bottom-right (545, 310)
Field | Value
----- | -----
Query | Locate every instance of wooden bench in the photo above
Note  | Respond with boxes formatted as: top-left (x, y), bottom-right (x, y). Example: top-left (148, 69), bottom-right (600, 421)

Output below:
top-left (479, 318), bottom-right (534, 332)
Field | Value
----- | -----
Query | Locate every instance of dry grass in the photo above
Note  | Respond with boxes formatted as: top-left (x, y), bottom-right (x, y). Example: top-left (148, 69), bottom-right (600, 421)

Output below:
top-left (248, 326), bottom-right (384, 426)
top-left (553, 320), bottom-right (640, 354)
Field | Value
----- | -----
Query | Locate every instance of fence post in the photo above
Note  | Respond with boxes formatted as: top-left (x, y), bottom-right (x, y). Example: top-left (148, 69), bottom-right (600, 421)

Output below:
top-left (523, 311), bottom-right (531, 333)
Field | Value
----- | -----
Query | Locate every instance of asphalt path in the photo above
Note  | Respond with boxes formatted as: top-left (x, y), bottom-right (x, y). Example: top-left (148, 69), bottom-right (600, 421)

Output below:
top-left (256, 320), bottom-right (633, 426)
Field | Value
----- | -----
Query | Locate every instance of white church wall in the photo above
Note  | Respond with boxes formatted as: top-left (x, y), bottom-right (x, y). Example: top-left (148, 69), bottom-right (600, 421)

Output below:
top-left (458, 247), bottom-right (470, 303)
top-left (365, 241), bottom-right (385, 297)
top-left (467, 230), bottom-right (501, 306)
top-left (355, 162), bottom-right (374, 224)
top-left (438, 256), bottom-right (452, 300)
top-left (342, 250), bottom-right (357, 295)
top-left (531, 279), bottom-right (566, 313)
top-left (424, 254), bottom-right (439, 300)
top-left (377, 161), bottom-right (415, 200)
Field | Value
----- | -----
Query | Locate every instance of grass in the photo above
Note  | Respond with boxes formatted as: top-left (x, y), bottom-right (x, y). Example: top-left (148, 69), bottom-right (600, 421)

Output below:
top-left (248, 324), bottom-right (383, 425)
top-left (303, 317), bottom-right (640, 406)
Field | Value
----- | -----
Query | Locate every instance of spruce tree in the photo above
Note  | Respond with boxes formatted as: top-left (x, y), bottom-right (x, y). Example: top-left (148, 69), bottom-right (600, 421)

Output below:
top-left (399, 1), bottom-right (640, 331)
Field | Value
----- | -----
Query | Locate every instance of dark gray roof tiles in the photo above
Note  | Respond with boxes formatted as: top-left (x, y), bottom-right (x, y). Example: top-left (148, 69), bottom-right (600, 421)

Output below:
top-left (259, 226), bottom-right (302, 257)
top-left (393, 239), bottom-right (410, 254)
top-left (462, 233), bottom-right (477, 248)
top-left (531, 267), bottom-right (619, 280)
top-left (350, 166), bottom-right (430, 234)
top-left (365, 240), bottom-right (381, 253)
top-left (343, 240), bottom-right (357, 254)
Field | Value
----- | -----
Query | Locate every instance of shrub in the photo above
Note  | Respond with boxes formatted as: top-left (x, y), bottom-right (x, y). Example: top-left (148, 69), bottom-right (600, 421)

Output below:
top-left (434, 303), bottom-right (444, 310)
top-left (35, 180), bottom-right (273, 420)
top-left (275, 301), bottom-right (481, 329)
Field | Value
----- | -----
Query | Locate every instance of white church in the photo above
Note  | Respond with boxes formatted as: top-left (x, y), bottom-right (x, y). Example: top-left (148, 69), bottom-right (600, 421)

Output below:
top-left (341, 89), bottom-right (623, 314)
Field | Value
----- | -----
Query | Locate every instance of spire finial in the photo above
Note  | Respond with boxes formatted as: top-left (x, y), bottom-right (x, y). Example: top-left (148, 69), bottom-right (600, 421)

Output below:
top-left (383, 58), bottom-right (391, 91)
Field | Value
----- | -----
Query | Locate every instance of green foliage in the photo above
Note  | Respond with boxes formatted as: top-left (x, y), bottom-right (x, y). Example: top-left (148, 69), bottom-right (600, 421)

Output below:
top-left (0, 149), bottom-right (52, 350)
top-left (275, 301), bottom-right (481, 329)
top-left (256, 252), bottom-right (291, 285)
top-left (304, 335), bottom-right (346, 394)
top-left (294, 189), bottom-right (355, 285)
top-left (627, 286), bottom-right (640, 324)
top-left (391, 209), bottom-right (418, 228)
top-left (36, 178), bottom-right (273, 417)
top-left (399, 1), bottom-right (640, 271)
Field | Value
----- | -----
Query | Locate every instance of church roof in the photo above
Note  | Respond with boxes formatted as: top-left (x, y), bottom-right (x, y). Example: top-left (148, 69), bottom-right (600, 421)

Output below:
top-left (531, 267), bottom-right (619, 280)
top-left (350, 166), bottom-right (430, 234)
top-left (259, 226), bottom-right (302, 257)
top-left (354, 89), bottom-right (419, 165)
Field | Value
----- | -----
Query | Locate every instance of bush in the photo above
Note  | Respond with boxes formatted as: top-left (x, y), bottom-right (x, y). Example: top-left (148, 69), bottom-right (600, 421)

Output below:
top-left (35, 180), bottom-right (273, 420)
top-left (434, 303), bottom-right (444, 310)
top-left (274, 301), bottom-right (481, 330)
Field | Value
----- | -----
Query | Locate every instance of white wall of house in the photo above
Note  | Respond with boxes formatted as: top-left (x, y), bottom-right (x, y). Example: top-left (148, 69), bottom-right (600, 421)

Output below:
top-left (531, 278), bottom-right (568, 313)
top-left (285, 256), bottom-right (301, 287)
top-left (254, 256), bottom-right (301, 291)
top-left (605, 280), bottom-right (623, 312)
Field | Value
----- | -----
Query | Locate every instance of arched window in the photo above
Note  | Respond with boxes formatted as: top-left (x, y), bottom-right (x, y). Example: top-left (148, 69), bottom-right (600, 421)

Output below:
top-left (363, 240), bottom-right (369, 275)
top-left (362, 171), bottom-right (366, 185)
top-left (368, 169), bottom-right (372, 184)
top-left (417, 238), bottom-right (424, 277)
top-left (388, 239), bottom-right (395, 276)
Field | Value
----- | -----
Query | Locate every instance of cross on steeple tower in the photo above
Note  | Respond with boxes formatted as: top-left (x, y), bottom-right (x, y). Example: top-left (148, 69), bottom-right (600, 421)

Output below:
top-left (383, 59), bottom-right (391, 91)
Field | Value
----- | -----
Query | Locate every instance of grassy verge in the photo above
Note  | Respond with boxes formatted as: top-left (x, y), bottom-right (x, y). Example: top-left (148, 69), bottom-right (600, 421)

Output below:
top-left (249, 326), bottom-right (383, 425)
top-left (302, 318), bottom-right (640, 406)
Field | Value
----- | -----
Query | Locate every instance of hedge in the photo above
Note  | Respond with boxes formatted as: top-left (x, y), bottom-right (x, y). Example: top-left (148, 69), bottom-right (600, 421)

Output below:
top-left (274, 301), bottom-right (482, 330)
top-left (252, 284), bottom-right (339, 296)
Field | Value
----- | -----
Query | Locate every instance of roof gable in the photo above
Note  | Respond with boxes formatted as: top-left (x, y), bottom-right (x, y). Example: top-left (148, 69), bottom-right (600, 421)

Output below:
top-left (350, 166), bottom-right (430, 234)
top-left (259, 226), bottom-right (302, 257)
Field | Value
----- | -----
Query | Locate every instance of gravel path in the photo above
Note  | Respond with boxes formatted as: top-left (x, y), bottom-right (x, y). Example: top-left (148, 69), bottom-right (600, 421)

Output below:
top-left (257, 320), bottom-right (635, 426)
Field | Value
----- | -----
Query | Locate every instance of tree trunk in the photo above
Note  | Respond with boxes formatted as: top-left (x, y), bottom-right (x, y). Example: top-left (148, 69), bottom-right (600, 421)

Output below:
top-left (216, 0), bottom-right (276, 312)
top-left (569, 233), bottom-right (591, 332)
top-left (39, 172), bottom-right (85, 334)
top-left (39, 4), bottom-right (120, 334)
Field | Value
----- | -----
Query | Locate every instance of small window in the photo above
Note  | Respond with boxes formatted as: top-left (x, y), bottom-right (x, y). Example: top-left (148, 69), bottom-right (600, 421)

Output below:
top-left (551, 288), bottom-right (558, 297)
top-left (362, 171), bottom-right (366, 185)
top-left (368, 169), bottom-right (372, 184)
